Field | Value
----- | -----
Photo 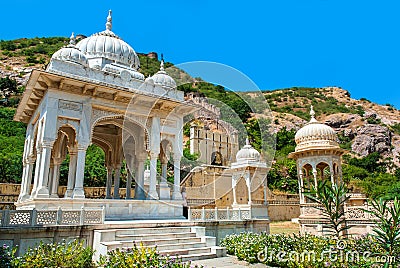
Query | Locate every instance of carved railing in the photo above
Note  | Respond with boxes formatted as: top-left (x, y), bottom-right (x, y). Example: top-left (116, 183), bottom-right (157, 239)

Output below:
top-left (301, 203), bottom-right (390, 221)
top-left (344, 205), bottom-right (382, 221)
top-left (300, 204), bottom-right (324, 216)
top-left (0, 207), bottom-right (105, 227)
top-left (188, 207), bottom-right (251, 221)
top-left (0, 194), bottom-right (17, 210)
top-left (267, 200), bottom-right (300, 205)
top-left (187, 198), bottom-right (215, 206)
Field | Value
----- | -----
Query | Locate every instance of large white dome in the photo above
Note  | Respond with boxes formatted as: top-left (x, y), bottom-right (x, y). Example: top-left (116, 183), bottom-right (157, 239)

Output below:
top-left (76, 10), bottom-right (140, 70)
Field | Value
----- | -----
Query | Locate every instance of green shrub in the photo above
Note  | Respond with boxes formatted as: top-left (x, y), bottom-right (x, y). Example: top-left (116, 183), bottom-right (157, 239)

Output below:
top-left (337, 132), bottom-right (352, 150)
top-left (98, 244), bottom-right (200, 268)
top-left (220, 232), bottom-right (388, 267)
top-left (0, 40), bottom-right (17, 51)
top-left (11, 240), bottom-right (94, 268)
top-left (0, 244), bottom-right (15, 268)
top-left (362, 198), bottom-right (400, 267)
top-left (304, 180), bottom-right (350, 238)
top-left (391, 123), bottom-right (400, 135)
top-left (366, 117), bottom-right (381, 124)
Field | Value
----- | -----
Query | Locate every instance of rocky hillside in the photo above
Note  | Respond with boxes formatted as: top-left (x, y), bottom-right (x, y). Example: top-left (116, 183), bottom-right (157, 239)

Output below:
top-left (1, 37), bottom-right (399, 168)
top-left (263, 86), bottom-right (400, 166)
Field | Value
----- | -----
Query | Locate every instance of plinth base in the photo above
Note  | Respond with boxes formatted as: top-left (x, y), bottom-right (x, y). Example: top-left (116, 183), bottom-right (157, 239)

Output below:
top-left (15, 198), bottom-right (184, 220)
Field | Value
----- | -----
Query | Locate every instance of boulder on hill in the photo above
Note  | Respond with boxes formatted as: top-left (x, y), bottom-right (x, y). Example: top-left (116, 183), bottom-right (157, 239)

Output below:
top-left (324, 113), bottom-right (361, 129)
top-left (351, 124), bottom-right (392, 156)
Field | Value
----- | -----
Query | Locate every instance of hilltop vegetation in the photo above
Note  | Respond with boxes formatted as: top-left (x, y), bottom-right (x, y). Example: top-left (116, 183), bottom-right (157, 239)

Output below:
top-left (265, 87), bottom-right (365, 119)
top-left (0, 37), bottom-right (399, 199)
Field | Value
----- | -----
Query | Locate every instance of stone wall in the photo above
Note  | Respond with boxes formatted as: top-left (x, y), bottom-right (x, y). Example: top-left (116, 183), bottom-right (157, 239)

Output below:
top-left (0, 225), bottom-right (94, 256)
top-left (268, 203), bottom-right (300, 221)
top-left (190, 125), bottom-right (239, 166)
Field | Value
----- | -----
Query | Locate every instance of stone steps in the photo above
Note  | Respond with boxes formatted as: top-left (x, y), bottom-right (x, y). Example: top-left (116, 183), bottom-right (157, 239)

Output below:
top-left (93, 224), bottom-right (226, 262)
top-left (180, 252), bottom-right (218, 262)
top-left (116, 231), bottom-right (196, 241)
top-left (159, 246), bottom-right (212, 256)
top-left (116, 226), bottom-right (193, 235)
top-left (103, 237), bottom-right (203, 249)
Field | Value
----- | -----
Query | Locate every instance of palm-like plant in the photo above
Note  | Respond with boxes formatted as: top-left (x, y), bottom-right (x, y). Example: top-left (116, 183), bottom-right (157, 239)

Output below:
top-left (303, 180), bottom-right (351, 239)
top-left (363, 198), bottom-right (400, 267)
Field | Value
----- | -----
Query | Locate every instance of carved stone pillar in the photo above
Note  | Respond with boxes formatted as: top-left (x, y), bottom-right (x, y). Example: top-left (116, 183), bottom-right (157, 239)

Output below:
top-left (65, 152), bottom-right (77, 198)
top-left (18, 158), bottom-right (35, 202)
top-left (72, 146), bottom-right (87, 199)
top-left (31, 147), bottom-right (43, 197)
top-left (312, 168), bottom-right (318, 189)
top-left (232, 174), bottom-right (239, 205)
top-left (126, 171), bottom-right (133, 199)
top-left (159, 159), bottom-right (170, 200)
top-left (34, 142), bottom-right (53, 198)
top-left (105, 166), bottom-right (113, 199)
top-left (125, 155), bottom-right (134, 200)
top-left (47, 162), bottom-right (54, 196)
top-left (134, 159), bottom-right (146, 200)
top-left (298, 172), bottom-right (304, 204)
top-left (148, 153), bottom-right (159, 200)
top-left (263, 179), bottom-right (268, 206)
top-left (18, 132), bottom-right (31, 202)
top-left (172, 157), bottom-right (182, 200)
top-left (329, 164), bottom-right (335, 185)
top-left (148, 116), bottom-right (160, 200)
top-left (244, 172), bottom-right (252, 205)
top-left (113, 166), bottom-right (121, 199)
top-left (50, 158), bottom-right (62, 198)
top-left (19, 140), bottom-right (28, 200)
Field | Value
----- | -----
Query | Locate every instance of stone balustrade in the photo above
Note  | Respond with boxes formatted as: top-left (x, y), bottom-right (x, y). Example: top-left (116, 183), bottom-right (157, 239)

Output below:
top-left (188, 207), bottom-right (251, 221)
top-left (0, 207), bottom-right (104, 227)
top-left (187, 198), bottom-right (216, 206)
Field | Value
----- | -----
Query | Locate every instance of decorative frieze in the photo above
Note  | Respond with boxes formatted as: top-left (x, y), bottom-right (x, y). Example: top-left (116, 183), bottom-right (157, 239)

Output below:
top-left (58, 100), bottom-right (82, 112)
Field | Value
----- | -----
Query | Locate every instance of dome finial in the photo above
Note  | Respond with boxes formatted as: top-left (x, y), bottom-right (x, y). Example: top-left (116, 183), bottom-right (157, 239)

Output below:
top-left (106, 10), bottom-right (112, 31)
top-left (245, 137), bottom-right (250, 146)
top-left (69, 32), bottom-right (76, 46)
top-left (160, 53), bottom-right (165, 71)
top-left (310, 105), bottom-right (317, 122)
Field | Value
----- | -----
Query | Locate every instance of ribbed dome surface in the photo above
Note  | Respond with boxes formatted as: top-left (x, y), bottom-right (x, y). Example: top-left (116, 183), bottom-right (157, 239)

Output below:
top-left (75, 10), bottom-right (140, 69)
top-left (151, 60), bottom-right (176, 89)
top-left (76, 32), bottom-right (140, 69)
top-left (295, 122), bottom-right (337, 144)
top-left (236, 139), bottom-right (260, 162)
top-left (52, 46), bottom-right (88, 67)
top-left (52, 33), bottom-right (88, 66)
top-left (294, 106), bottom-right (339, 151)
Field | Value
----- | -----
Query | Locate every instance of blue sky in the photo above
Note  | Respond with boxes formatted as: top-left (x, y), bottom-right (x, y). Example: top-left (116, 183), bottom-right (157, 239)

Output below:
top-left (3, 1), bottom-right (400, 108)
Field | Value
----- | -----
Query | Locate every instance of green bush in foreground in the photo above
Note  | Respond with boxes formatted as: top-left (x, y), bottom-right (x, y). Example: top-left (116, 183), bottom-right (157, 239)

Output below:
top-left (0, 244), bottom-right (15, 268)
top-left (98, 244), bottom-right (201, 268)
top-left (220, 232), bottom-right (398, 268)
top-left (1, 240), bottom-right (201, 268)
top-left (10, 240), bottom-right (94, 268)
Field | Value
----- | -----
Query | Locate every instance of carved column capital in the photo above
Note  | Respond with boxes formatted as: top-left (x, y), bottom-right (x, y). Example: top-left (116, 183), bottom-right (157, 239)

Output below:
top-left (149, 152), bottom-right (159, 159)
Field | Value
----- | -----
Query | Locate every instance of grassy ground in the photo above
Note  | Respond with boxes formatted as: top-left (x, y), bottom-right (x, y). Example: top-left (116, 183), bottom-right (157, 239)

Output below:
top-left (269, 221), bottom-right (300, 235)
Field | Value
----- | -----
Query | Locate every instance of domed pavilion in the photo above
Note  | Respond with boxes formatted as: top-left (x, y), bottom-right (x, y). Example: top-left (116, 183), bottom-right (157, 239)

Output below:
top-left (14, 11), bottom-right (196, 220)
top-left (230, 138), bottom-right (269, 219)
top-left (289, 106), bottom-right (346, 234)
